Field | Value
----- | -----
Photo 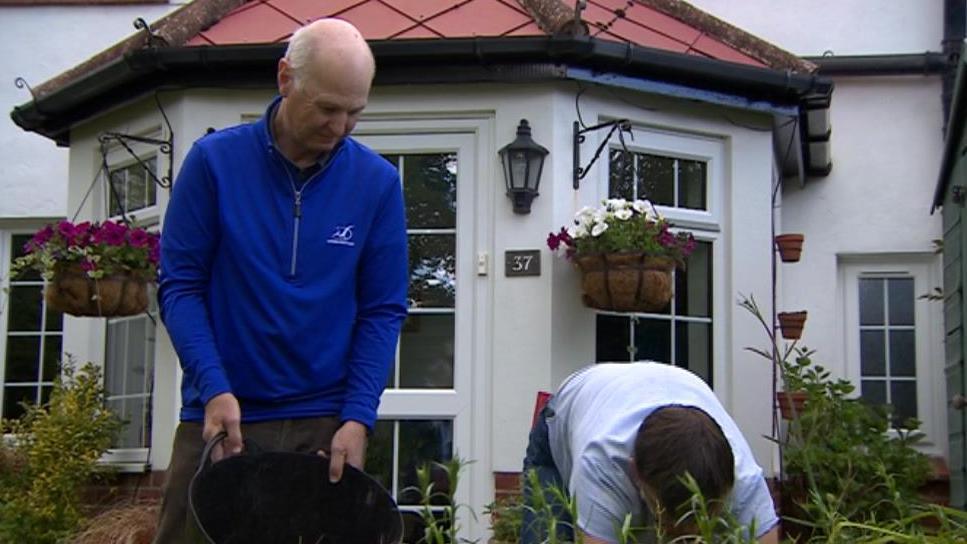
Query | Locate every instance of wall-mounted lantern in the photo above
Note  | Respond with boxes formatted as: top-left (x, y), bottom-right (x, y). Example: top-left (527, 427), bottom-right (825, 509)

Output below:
top-left (498, 119), bottom-right (548, 214)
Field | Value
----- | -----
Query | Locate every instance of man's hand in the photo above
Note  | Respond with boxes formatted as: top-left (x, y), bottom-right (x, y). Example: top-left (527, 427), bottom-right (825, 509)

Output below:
top-left (327, 420), bottom-right (368, 483)
top-left (203, 392), bottom-right (242, 462)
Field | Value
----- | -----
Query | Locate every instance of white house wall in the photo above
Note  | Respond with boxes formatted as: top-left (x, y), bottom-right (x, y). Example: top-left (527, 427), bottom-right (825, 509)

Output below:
top-left (688, 0), bottom-right (944, 55)
top-left (1, 2), bottom-right (181, 219)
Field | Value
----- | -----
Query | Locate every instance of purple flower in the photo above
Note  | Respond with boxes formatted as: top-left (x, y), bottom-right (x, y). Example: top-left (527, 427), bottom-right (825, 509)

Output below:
top-left (657, 227), bottom-right (676, 248)
top-left (92, 221), bottom-right (128, 246)
top-left (148, 244), bottom-right (160, 266)
top-left (25, 225), bottom-right (54, 252)
top-left (129, 228), bottom-right (152, 248)
top-left (80, 260), bottom-right (97, 272)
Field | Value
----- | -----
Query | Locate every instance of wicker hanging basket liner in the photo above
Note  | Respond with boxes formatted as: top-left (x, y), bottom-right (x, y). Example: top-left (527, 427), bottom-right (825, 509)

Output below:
top-left (575, 253), bottom-right (676, 313)
top-left (45, 267), bottom-right (149, 317)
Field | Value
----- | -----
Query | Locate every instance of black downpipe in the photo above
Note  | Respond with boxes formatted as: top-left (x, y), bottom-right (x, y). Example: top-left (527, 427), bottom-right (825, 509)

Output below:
top-left (944, 0), bottom-right (966, 129)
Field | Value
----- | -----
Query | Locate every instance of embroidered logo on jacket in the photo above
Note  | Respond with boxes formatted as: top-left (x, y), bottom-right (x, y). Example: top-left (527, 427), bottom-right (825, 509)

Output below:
top-left (327, 225), bottom-right (355, 246)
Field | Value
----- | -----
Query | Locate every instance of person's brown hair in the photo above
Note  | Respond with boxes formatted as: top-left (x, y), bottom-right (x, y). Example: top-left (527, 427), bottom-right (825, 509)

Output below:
top-left (633, 406), bottom-right (734, 522)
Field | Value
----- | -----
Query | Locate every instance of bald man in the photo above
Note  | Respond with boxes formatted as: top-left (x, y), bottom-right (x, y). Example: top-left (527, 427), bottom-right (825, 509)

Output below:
top-left (154, 19), bottom-right (408, 543)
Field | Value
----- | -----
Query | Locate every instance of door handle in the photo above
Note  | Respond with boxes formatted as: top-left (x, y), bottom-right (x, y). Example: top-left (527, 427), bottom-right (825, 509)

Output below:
top-left (952, 394), bottom-right (967, 410)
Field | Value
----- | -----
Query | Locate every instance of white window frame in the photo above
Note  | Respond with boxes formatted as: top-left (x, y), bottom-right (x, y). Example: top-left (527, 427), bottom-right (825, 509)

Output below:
top-left (596, 121), bottom-right (727, 391)
top-left (351, 116), bottom-right (494, 542)
top-left (841, 255), bottom-right (945, 454)
top-left (96, 135), bottom-right (163, 469)
top-left (0, 225), bottom-right (64, 428)
top-left (606, 122), bottom-right (725, 231)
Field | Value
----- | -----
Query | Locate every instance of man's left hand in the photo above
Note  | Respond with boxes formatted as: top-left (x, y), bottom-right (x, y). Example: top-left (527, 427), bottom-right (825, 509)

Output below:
top-left (326, 420), bottom-right (368, 483)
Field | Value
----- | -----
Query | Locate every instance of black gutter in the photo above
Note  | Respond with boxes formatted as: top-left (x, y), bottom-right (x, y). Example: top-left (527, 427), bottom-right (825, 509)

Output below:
top-left (803, 52), bottom-right (949, 76)
top-left (12, 35), bottom-right (832, 146)
top-left (932, 45), bottom-right (967, 211)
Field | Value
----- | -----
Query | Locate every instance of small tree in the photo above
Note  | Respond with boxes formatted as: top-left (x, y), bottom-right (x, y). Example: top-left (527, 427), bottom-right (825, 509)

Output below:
top-left (0, 358), bottom-right (120, 543)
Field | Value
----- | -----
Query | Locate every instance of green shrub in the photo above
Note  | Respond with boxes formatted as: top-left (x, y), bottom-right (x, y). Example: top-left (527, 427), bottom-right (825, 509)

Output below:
top-left (0, 359), bottom-right (120, 544)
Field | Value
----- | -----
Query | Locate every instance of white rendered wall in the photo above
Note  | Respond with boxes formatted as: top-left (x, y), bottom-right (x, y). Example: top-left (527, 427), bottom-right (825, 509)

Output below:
top-left (688, 0), bottom-right (944, 55)
top-left (1, 3), bottom-right (181, 218)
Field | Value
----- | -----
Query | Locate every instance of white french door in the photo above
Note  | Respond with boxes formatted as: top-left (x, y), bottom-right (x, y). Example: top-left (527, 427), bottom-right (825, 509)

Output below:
top-left (353, 130), bottom-right (482, 540)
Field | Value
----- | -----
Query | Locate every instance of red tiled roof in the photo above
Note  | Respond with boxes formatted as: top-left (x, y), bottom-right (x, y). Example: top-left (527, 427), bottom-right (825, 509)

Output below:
top-left (181, 0), bottom-right (805, 71)
top-left (186, 0), bottom-right (541, 45)
top-left (28, 0), bottom-right (814, 103)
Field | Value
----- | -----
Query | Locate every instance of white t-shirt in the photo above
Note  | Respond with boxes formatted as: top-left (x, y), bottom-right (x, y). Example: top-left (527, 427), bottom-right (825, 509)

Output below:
top-left (546, 362), bottom-right (778, 542)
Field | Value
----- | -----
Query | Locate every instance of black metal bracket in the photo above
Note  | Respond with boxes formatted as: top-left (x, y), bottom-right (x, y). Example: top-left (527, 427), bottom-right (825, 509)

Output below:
top-left (98, 132), bottom-right (173, 189)
top-left (572, 119), bottom-right (632, 190)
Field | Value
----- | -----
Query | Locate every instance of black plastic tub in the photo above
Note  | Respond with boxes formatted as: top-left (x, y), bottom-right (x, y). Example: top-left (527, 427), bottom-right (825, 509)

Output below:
top-left (189, 433), bottom-right (403, 544)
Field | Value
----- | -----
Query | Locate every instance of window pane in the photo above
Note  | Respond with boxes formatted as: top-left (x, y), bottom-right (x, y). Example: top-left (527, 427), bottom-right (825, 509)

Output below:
top-left (637, 154), bottom-right (674, 205)
top-left (888, 278), bottom-right (914, 326)
top-left (859, 278), bottom-right (884, 325)
top-left (146, 158), bottom-right (158, 209)
top-left (109, 397), bottom-right (148, 449)
top-left (402, 154), bottom-right (457, 229)
top-left (126, 319), bottom-right (150, 395)
top-left (890, 381), bottom-right (918, 422)
top-left (11, 234), bottom-right (41, 281)
top-left (861, 380), bottom-right (886, 406)
top-left (109, 170), bottom-right (126, 216)
top-left (105, 321), bottom-right (128, 395)
top-left (3, 385), bottom-right (36, 420)
top-left (45, 304), bottom-right (63, 332)
top-left (608, 148), bottom-right (635, 200)
top-left (128, 166), bottom-right (147, 212)
top-left (397, 420), bottom-right (453, 506)
top-left (8, 285), bottom-right (43, 332)
top-left (381, 154), bottom-right (401, 170)
top-left (676, 241), bottom-right (712, 317)
top-left (596, 315), bottom-right (631, 361)
top-left (366, 420), bottom-right (394, 492)
top-left (5, 336), bottom-right (40, 382)
top-left (677, 159), bottom-right (707, 210)
top-left (633, 318), bottom-right (672, 363)
top-left (399, 314), bottom-right (454, 389)
top-left (860, 330), bottom-right (885, 376)
top-left (42, 336), bottom-right (61, 381)
top-left (408, 235), bottom-right (455, 308)
top-left (676, 322), bottom-right (711, 385)
top-left (889, 330), bottom-right (916, 377)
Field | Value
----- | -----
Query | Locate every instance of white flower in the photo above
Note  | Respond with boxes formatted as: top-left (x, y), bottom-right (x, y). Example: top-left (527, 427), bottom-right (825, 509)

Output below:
top-left (573, 223), bottom-right (588, 238)
top-left (614, 208), bottom-right (633, 221)
top-left (574, 206), bottom-right (596, 223)
top-left (604, 198), bottom-right (629, 211)
top-left (591, 222), bottom-right (609, 237)
top-left (592, 210), bottom-right (609, 225)
top-left (632, 199), bottom-right (649, 214)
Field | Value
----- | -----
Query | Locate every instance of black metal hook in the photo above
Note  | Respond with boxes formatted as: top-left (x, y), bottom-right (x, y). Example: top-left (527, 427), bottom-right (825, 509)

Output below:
top-left (14, 77), bottom-right (36, 100)
top-left (134, 17), bottom-right (169, 48)
top-left (572, 118), bottom-right (632, 189)
top-left (98, 132), bottom-right (173, 189)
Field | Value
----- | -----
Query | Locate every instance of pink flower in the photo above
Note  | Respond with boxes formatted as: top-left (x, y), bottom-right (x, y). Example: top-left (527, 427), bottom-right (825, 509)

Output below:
top-left (80, 260), bottom-right (97, 272)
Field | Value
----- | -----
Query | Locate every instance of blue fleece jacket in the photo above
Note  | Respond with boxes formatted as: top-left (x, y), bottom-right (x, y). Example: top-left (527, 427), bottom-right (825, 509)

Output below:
top-left (159, 98), bottom-right (408, 428)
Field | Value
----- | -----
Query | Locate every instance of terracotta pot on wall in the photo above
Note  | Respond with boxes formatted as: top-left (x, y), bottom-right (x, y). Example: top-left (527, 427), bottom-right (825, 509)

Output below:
top-left (775, 234), bottom-right (805, 263)
top-left (777, 311), bottom-right (808, 340)
top-left (776, 390), bottom-right (808, 420)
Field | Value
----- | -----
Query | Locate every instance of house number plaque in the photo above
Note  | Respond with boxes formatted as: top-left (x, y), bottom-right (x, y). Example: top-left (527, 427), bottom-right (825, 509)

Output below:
top-left (505, 250), bottom-right (541, 277)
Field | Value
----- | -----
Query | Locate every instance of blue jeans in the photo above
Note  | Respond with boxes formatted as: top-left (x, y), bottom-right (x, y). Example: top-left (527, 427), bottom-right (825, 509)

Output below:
top-left (520, 400), bottom-right (575, 543)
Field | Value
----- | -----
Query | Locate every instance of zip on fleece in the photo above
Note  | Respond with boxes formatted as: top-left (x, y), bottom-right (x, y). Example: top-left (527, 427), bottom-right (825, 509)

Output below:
top-left (277, 148), bottom-right (340, 278)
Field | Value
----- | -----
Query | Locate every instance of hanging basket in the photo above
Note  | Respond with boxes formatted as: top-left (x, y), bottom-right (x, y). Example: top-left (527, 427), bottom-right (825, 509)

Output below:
top-left (777, 311), bottom-right (808, 340)
top-left (45, 267), bottom-right (149, 318)
top-left (775, 234), bottom-right (805, 263)
top-left (574, 253), bottom-right (676, 313)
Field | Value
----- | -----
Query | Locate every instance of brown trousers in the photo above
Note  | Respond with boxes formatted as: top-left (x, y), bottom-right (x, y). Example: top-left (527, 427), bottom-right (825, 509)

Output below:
top-left (152, 416), bottom-right (341, 544)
